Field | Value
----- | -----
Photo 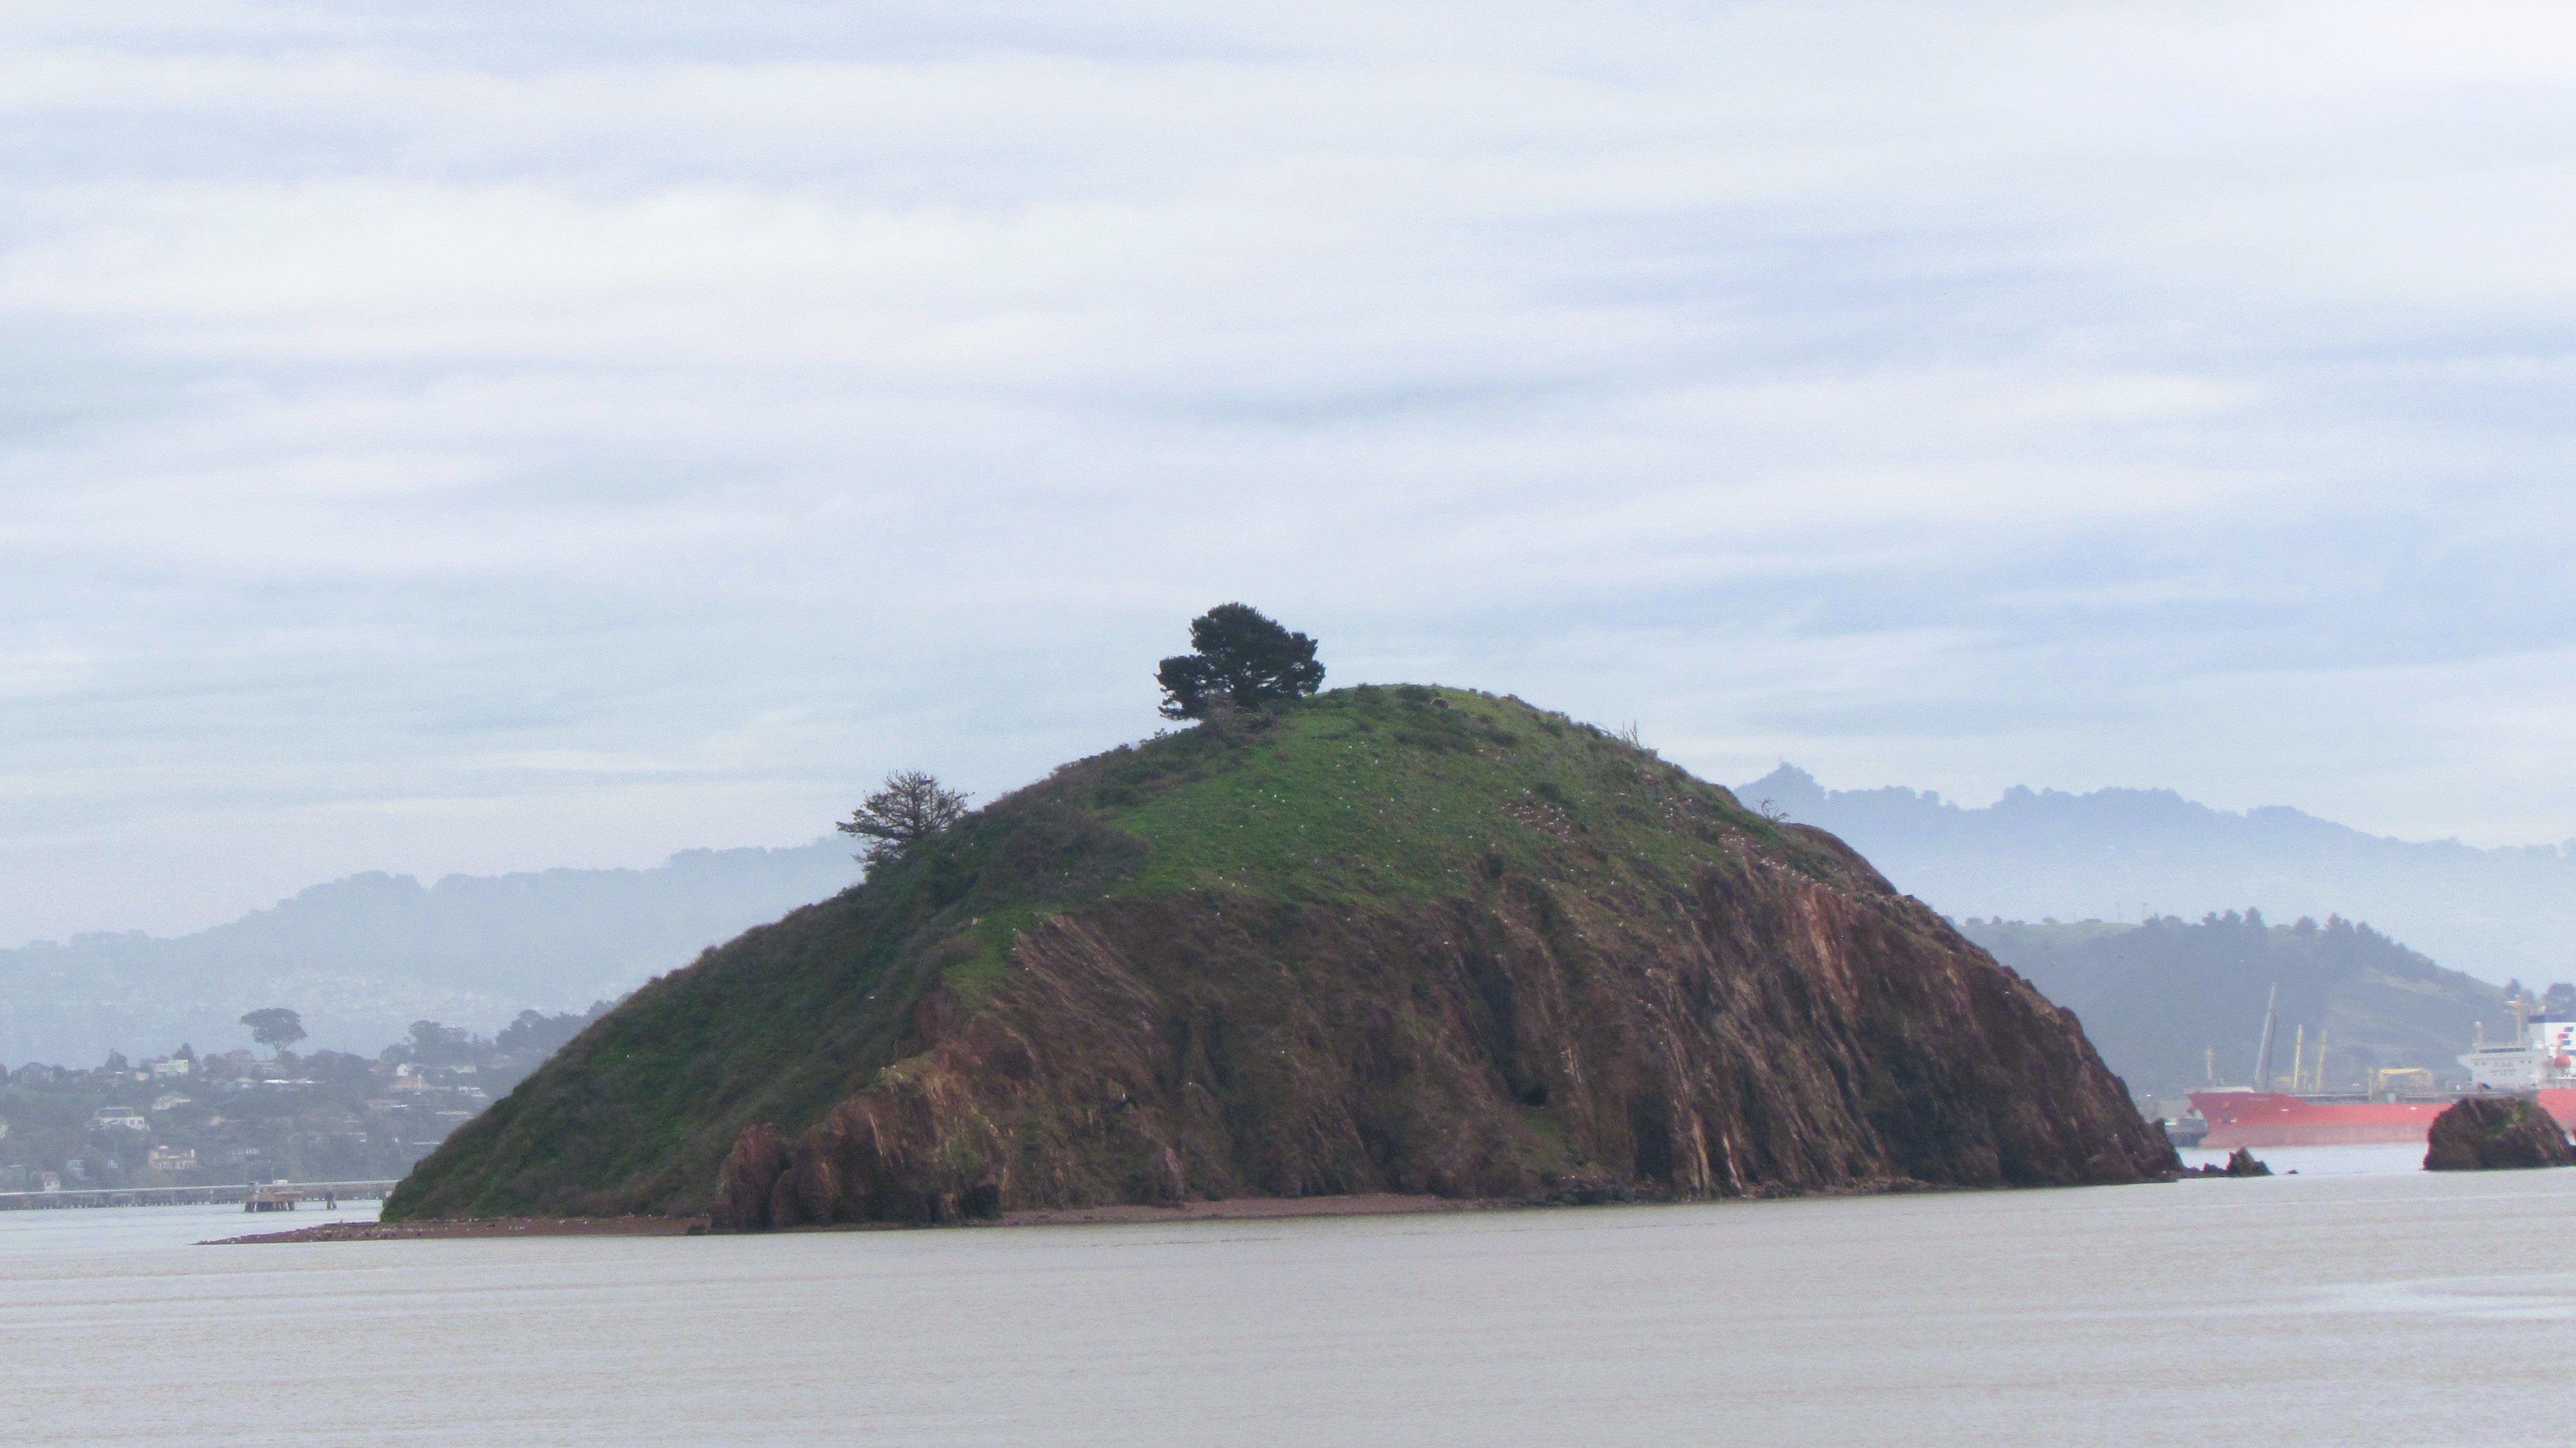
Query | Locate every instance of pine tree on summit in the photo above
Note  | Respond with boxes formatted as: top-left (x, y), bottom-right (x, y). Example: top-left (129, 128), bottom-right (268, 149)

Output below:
top-left (1156, 604), bottom-right (1324, 720)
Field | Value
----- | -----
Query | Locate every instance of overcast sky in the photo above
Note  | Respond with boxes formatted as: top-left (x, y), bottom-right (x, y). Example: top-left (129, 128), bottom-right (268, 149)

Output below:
top-left (6, 1), bottom-right (2573, 946)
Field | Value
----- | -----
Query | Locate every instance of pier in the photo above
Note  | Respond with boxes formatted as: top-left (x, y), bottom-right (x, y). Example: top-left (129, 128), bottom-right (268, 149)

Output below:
top-left (0, 1181), bottom-right (398, 1211)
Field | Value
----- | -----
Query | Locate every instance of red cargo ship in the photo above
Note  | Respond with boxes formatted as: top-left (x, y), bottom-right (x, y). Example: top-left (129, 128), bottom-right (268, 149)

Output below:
top-left (2189, 1087), bottom-right (2576, 1149)
top-left (2185, 993), bottom-right (2576, 1149)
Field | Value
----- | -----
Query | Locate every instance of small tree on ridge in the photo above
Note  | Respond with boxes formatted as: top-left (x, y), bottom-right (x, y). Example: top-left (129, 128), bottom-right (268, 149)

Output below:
top-left (839, 770), bottom-right (972, 864)
top-left (1156, 604), bottom-right (1324, 721)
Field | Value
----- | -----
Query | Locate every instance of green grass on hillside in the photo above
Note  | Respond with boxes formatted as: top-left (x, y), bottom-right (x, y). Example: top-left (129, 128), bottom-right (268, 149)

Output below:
top-left (1077, 685), bottom-right (1840, 902)
top-left (900, 685), bottom-right (1859, 1003)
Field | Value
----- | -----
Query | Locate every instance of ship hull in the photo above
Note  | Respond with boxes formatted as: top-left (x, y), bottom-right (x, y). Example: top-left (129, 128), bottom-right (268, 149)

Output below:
top-left (2189, 1089), bottom-right (2576, 1149)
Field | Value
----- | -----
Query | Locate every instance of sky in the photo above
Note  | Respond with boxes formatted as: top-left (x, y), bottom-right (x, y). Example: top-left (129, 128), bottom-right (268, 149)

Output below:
top-left (5, 1), bottom-right (2574, 947)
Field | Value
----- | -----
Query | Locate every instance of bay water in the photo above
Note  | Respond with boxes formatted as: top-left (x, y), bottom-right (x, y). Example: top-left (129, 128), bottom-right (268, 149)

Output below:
top-left (6, 1156), bottom-right (2569, 1445)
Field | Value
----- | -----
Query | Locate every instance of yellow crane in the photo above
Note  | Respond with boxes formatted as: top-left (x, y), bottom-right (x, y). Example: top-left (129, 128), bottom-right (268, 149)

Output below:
top-left (2374, 1067), bottom-right (2435, 1097)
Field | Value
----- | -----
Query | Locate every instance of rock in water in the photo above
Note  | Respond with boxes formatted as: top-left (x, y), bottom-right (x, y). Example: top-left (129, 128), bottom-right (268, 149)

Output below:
top-left (385, 687), bottom-right (2180, 1226)
top-left (2180, 1147), bottom-right (2270, 1178)
top-left (2423, 1096), bottom-right (2576, 1171)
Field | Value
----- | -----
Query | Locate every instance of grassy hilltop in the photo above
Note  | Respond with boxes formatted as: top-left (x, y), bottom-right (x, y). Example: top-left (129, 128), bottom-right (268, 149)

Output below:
top-left (387, 685), bottom-right (2171, 1222)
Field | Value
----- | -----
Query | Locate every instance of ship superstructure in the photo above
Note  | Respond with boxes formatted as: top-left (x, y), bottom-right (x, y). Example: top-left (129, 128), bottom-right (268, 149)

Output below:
top-left (2458, 1006), bottom-right (2576, 1092)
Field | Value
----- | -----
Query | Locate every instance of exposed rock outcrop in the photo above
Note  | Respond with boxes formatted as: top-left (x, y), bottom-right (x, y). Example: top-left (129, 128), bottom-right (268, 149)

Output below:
top-left (707, 844), bottom-right (2175, 1228)
top-left (2423, 1096), bottom-right (2576, 1171)
top-left (2180, 1147), bottom-right (2270, 1178)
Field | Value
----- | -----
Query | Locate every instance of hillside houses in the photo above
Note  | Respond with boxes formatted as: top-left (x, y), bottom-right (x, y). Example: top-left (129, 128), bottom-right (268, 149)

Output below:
top-left (0, 1003), bottom-right (608, 1192)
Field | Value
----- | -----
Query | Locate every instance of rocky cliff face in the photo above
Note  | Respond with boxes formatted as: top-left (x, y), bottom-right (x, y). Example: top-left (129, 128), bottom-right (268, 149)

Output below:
top-left (708, 830), bottom-right (2173, 1228)
top-left (2423, 1096), bottom-right (2575, 1171)
top-left (389, 685), bottom-right (2176, 1226)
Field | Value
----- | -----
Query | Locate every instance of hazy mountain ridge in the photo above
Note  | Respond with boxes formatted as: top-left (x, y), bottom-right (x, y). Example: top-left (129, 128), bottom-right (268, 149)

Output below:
top-left (0, 842), bottom-right (861, 1065)
top-left (1739, 765), bottom-right (2575, 985)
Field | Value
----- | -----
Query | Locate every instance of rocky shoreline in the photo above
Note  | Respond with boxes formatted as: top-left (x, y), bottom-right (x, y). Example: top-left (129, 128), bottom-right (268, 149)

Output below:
top-left (218, 1175), bottom-right (2191, 1244)
top-left (210, 1215), bottom-right (710, 1244)
top-left (218, 1193), bottom-right (1488, 1242)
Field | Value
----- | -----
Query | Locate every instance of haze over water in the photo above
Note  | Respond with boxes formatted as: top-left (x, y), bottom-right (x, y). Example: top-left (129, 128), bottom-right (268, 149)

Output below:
top-left (10, 1165), bottom-right (2569, 1445)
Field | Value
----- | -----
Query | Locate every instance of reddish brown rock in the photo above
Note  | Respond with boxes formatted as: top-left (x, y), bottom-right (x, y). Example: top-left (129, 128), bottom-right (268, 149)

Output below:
top-left (709, 1122), bottom-right (789, 1231)
top-left (711, 835), bottom-right (2176, 1228)
top-left (2424, 1096), bottom-right (2576, 1171)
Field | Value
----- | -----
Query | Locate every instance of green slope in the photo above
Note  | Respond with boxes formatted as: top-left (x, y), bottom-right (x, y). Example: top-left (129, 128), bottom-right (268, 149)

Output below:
top-left (387, 685), bottom-right (1854, 1220)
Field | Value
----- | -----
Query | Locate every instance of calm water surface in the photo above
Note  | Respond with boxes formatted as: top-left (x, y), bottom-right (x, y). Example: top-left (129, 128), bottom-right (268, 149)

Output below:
top-left (6, 1157), bottom-right (2570, 1445)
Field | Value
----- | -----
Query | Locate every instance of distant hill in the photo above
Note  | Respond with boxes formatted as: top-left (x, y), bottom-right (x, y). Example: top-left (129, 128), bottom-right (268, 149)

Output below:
top-left (0, 842), bottom-right (861, 1067)
top-left (1962, 912), bottom-right (2513, 1101)
top-left (1739, 765), bottom-right (2576, 987)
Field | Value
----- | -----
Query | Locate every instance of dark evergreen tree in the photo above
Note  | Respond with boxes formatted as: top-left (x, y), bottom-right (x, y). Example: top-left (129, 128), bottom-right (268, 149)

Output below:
top-left (838, 770), bottom-right (972, 864)
top-left (238, 1007), bottom-right (305, 1054)
top-left (1156, 604), bottom-right (1324, 720)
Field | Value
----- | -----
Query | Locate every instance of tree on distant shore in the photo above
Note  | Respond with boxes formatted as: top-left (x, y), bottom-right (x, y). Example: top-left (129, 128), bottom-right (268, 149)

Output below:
top-left (239, 1007), bottom-right (305, 1055)
top-left (839, 770), bottom-right (972, 864)
top-left (1156, 604), bottom-right (1324, 721)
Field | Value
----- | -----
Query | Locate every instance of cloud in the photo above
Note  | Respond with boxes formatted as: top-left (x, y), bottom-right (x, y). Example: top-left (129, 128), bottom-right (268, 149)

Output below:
top-left (3, 0), bottom-right (2574, 944)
